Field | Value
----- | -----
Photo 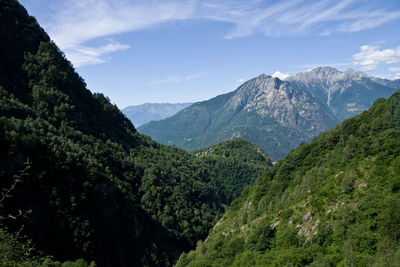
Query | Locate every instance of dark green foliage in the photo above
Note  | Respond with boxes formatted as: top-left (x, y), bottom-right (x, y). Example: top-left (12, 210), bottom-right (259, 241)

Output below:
top-left (0, 165), bottom-right (94, 267)
top-left (246, 223), bottom-right (275, 251)
top-left (0, 228), bottom-right (96, 267)
top-left (139, 97), bottom-right (327, 161)
top-left (178, 90), bottom-right (400, 266)
top-left (195, 138), bottom-right (272, 204)
top-left (0, 1), bottom-right (268, 265)
top-left (0, 1), bottom-right (271, 265)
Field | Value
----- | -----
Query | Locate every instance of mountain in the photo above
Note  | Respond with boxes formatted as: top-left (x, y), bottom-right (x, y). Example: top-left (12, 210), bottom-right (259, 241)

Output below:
top-left (139, 68), bottom-right (400, 161)
top-left (288, 66), bottom-right (400, 120)
top-left (195, 138), bottom-right (272, 204)
top-left (122, 102), bottom-right (193, 127)
top-left (177, 89), bottom-right (400, 266)
top-left (0, 1), bottom-right (267, 266)
top-left (139, 73), bottom-right (338, 160)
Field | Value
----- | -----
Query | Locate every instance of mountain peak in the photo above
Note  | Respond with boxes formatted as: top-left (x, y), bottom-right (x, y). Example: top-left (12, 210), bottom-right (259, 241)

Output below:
top-left (140, 67), bottom-right (400, 161)
top-left (310, 66), bottom-right (341, 75)
top-left (306, 66), bottom-right (367, 81)
top-left (256, 73), bottom-right (272, 80)
top-left (288, 66), bottom-right (341, 83)
top-left (343, 68), bottom-right (367, 79)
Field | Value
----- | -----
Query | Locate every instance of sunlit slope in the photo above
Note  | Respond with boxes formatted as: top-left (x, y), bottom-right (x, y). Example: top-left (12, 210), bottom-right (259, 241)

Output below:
top-left (178, 90), bottom-right (400, 266)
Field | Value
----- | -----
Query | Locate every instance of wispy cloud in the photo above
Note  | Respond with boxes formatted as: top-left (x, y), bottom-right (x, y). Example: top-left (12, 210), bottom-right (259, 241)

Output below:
top-left (149, 73), bottom-right (203, 85)
top-left (202, 0), bottom-right (400, 38)
top-left (352, 44), bottom-right (400, 71)
top-left (45, 0), bottom-right (196, 66)
top-left (389, 67), bottom-right (400, 72)
top-left (388, 66), bottom-right (400, 79)
top-left (67, 41), bottom-right (130, 67)
top-left (37, 0), bottom-right (400, 67)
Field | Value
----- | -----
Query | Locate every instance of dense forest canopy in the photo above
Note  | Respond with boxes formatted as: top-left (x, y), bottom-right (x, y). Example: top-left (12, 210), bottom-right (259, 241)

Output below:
top-left (178, 90), bottom-right (400, 266)
top-left (194, 138), bottom-right (272, 204)
top-left (2, 1), bottom-right (399, 267)
top-left (0, 1), bottom-right (270, 266)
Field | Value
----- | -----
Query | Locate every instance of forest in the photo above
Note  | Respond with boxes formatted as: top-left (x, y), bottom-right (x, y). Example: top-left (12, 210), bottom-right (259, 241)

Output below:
top-left (177, 90), bottom-right (400, 266)
top-left (0, 1), bottom-right (270, 266)
top-left (1, 1), bottom-right (400, 267)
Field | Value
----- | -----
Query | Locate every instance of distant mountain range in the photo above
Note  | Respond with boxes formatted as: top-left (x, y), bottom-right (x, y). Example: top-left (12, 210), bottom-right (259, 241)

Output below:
top-left (139, 67), bottom-right (400, 160)
top-left (122, 102), bottom-right (193, 127)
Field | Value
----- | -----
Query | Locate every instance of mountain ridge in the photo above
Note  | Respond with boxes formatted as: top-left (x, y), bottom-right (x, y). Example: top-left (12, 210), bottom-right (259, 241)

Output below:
top-left (0, 1), bottom-right (276, 265)
top-left (139, 67), bottom-right (400, 160)
top-left (288, 66), bottom-right (400, 120)
top-left (177, 89), bottom-right (400, 266)
top-left (122, 102), bottom-right (193, 127)
top-left (194, 138), bottom-right (272, 204)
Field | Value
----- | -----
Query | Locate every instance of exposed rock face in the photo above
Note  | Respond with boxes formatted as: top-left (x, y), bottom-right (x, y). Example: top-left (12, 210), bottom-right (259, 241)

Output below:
top-left (288, 67), bottom-right (400, 120)
top-left (226, 74), bottom-right (337, 139)
top-left (139, 67), bottom-right (399, 160)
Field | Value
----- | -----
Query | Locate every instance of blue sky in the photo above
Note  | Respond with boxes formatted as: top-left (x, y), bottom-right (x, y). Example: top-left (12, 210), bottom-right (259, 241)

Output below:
top-left (20, 0), bottom-right (400, 108)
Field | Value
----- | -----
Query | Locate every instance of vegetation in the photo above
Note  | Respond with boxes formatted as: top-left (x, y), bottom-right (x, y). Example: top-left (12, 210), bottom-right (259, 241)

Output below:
top-left (0, 164), bottom-right (94, 266)
top-left (0, 1), bottom-right (270, 265)
top-left (3, 1), bottom-right (399, 266)
top-left (0, 228), bottom-right (95, 267)
top-left (195, 138), bottom-right (272, 204)
top-left (177, 90), bottom-right (400, 266)
top-left (139, 69), bottom-right (400, 162)
top-left (138, 91), bottom-right (305, 161)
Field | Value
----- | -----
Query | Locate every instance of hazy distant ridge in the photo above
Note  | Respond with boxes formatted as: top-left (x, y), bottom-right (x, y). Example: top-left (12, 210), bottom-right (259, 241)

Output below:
top-left (122, 102), bottom-right (193, 127)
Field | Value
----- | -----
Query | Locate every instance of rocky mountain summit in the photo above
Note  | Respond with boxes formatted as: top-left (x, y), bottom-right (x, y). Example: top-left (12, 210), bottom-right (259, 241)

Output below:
top-left (139, 67), bottom-right (400, 160)
top-left (226, 73), bottom-right (337, 139)
top-left (288, 67), bottom-right (400, 120)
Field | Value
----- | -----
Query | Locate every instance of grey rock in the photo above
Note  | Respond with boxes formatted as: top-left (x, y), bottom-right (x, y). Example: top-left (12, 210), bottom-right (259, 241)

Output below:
top-left (288, 67), bottom-right (400, 120)
top-left (139, 67), bottom-right (399, 160)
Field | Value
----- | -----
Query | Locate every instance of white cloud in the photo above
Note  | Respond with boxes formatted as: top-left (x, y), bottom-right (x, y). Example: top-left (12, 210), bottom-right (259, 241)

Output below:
top-left (389, 67), bottom-right (400, 72)
top-left (216, 0), bottom-right (400, 38)
top-left (353, 45), bottom-right (400, 71)
top-left (388, 66), bottom-right (400, 79)
top-left (272, 71), bottom-right (290, 80)
top-left (360, 65), bottom-right (377, 71)
top-left (149, 73), bottom-right (203, 85)
top-left (44, 0), bottom-right (196, 67)
top-left (68, 42), bottom-right (131, 67)
top-left (33, 0), bottom-right (400, 66)
top-left (237, 78), bottom-right (244, 83)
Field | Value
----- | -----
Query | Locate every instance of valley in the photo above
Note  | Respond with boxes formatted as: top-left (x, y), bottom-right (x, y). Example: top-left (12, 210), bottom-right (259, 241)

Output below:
top-left (1, 1), bottom-right (400, 267)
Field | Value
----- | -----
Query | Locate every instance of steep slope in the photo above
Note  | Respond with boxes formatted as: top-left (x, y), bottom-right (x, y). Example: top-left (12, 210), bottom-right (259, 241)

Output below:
top-left (289, 66), bottom-right (400, 120)
top-left (0, 1), bottom-right (235, 266)
top-left (195, 138), bottom-right (272, 204)
top-left (140, 74), bottom-right (338, 160)
top-left (177, 90), bottom-right (400, 266)
top-left (139, 68), bottom-right (399, 161)
top-left (122, 102), bottom-right (193, 127)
